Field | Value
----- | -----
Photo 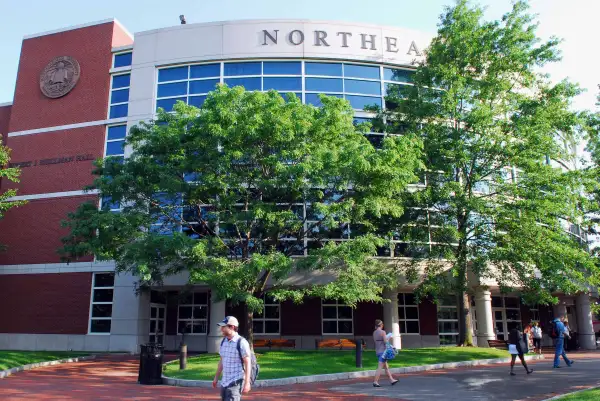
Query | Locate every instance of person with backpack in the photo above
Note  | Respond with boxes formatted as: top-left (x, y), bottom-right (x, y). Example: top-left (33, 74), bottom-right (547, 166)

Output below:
top-left (508, 327), bottom-right (533, 376)
top-left (551, 316), bottom-right (573, 369)
top-left (531, 322), bottom-right (543, 355)
top-left (212, 316), bottom-right (257, 401)
top-left (372, 319), bottom-right (399, 387)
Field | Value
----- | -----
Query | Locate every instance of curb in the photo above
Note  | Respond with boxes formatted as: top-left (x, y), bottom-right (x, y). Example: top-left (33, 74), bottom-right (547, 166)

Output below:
top-left (541, 385), bottom-right (600, 400)
top-left (163, 354), bottom-right (544, 388)
top-left (0, 355), bottom-right (96, 379)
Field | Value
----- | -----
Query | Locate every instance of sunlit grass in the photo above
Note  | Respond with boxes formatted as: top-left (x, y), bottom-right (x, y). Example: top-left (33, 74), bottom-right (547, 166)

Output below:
top-left (556, 389), bottom-right (600, 401)
top-left (0, 351), bottom-right (88, 370)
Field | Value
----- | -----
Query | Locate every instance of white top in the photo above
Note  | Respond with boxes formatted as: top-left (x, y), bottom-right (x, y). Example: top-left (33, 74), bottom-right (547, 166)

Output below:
top-left (532, 326), bottom-right (542, 339)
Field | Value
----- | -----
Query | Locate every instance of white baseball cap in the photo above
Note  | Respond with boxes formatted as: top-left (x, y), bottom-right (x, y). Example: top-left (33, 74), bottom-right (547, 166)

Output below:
top-left (217, 316), bottom-right (239, 327)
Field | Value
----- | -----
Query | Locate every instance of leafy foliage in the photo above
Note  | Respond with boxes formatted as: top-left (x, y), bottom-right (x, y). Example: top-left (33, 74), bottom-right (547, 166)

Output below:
top-left (0, 142), bottom-right (25, 250)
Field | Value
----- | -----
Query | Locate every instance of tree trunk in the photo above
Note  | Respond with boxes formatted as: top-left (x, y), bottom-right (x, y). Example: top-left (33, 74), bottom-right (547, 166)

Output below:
top-left (457, 291), bottom-right (474, 346)
top-left (242, 303), bottom-right (254, 350)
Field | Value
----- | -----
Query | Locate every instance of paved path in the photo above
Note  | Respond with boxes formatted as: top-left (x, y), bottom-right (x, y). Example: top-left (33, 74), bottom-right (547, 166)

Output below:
top-left (0, 352), bottom-right (599, 400)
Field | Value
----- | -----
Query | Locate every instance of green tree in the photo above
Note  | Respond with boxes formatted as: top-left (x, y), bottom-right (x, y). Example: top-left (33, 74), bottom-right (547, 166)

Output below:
top-left (377, 0), bottom-right (598, 345)
top-left (0, 142), bottom-right (25, 250)
top-left (60, 85), bottom-right (422, 344)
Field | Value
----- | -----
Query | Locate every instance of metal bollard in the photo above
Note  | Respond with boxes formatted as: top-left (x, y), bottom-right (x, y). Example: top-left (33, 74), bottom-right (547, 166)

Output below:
top-left (356, 340), bottom-right (363, 368)
top-left (180, 344), bottom-right (187, 370)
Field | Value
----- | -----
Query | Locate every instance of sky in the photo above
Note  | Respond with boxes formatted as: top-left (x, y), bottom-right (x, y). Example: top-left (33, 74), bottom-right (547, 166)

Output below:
top-left (0, 0), bottom-right (598, 111)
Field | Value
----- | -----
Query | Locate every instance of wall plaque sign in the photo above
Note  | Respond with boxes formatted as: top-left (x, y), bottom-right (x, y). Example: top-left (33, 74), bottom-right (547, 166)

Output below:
top-left (39, 56), bottom-right (81, 98)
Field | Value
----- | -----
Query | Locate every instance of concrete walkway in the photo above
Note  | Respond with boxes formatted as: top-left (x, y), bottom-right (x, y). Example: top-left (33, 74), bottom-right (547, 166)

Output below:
top-left (0, 352), bottom-right (598, 400)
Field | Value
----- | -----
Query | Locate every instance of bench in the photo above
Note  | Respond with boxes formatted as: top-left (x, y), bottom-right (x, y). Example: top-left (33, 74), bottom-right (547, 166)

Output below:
top-left (253, 339), bottom-right (296, 350)
top-left (487, 339), bottom-right (508, 350)
top-left (316, 338), bottom-right (366, 350)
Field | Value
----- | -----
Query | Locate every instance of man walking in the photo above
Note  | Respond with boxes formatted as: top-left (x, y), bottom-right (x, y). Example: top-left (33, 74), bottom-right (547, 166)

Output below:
top-left (212, 316), bottom-right (252, 401)
top-left (552, 316), bottom-right (573, 369)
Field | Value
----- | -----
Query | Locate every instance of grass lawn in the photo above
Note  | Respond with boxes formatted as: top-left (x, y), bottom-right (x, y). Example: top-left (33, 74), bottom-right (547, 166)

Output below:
top-left (165, 347), bottom-right (509, 380)
top-left (557, 389), bottom-right (600, 401)
top-left (0, 351), bottom-right (89, 371)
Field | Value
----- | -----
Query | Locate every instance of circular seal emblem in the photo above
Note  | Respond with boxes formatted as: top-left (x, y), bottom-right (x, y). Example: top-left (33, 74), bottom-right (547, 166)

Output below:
top-left (39, 56), bottom-right (81, 98)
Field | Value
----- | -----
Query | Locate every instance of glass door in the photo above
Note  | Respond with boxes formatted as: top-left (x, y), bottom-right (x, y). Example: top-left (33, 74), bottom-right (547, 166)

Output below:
top-left (493, 309), bottom-right (506, 340)
top-left (149, 304), bottom-right (166, 345)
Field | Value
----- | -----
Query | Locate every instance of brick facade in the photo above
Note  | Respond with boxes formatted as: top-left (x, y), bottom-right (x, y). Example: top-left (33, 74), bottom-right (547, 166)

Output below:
top-left (0, 105), bottom-right (10, 146)
top-left (0, 272), bottom-right (92, 334)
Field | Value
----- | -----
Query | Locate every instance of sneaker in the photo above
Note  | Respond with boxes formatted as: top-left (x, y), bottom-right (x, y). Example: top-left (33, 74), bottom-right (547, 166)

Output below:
top-left (553, 366), bottom-right (561, 369)
top-left (373, 383), bottom-right (381, 387)
top-left (567, 361), bottom-right (574, 367)
top-left (527, 369), bottom-right (533, 374)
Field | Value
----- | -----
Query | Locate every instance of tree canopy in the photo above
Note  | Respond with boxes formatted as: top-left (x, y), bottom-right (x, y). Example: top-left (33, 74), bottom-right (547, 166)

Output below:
top-left (0, 142), bottom-right (25, 250)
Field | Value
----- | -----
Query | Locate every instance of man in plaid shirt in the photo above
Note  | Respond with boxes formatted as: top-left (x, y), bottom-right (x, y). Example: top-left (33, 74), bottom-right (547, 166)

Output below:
top-left (212, 316), bottom-right (252, 401)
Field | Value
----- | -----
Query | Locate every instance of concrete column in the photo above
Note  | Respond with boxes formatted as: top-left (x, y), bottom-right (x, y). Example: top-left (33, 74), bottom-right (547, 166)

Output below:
top-left (576, 293), bottom-right (596, 350)
top-left (109, 273), bottom-right (149, 353)
top-left (474, 288), bottom-right (495, 347)
top-left (383, 289), bottom-right (401, 349)
top-left (207, 292), bottom-right (226, 353)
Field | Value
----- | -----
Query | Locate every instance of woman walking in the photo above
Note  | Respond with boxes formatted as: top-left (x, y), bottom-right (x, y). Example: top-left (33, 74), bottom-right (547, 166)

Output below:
top-left (531, 322), bottom-right (543, 355)
top-left (508, 327), bottom-right (533, 376)
top-left (373, 319), bottom-right (399, 387)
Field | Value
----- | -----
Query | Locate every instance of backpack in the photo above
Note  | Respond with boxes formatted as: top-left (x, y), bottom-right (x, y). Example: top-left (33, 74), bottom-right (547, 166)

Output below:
top-left (550, 322), bottom-right (559, 339)
top-left (220, 336), bottom-right (260, 385)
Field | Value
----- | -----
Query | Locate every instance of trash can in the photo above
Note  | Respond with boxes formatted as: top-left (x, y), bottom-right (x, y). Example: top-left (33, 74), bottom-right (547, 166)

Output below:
top-left (138, 343), bottom-right (164, 385)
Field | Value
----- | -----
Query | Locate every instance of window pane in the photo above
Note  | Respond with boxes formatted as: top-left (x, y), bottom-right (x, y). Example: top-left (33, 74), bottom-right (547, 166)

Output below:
top-left (399, 321), bottom-right (406, 333)
top-left (253, 320), bottom-right (264, 334)
top-left (505, 297), bottom-right (519, 308)
top-left (323, 320), bottom-right (337, 334)
top-left (406, 321), bottom-right (419, 334)
top-left (338, 306), bottom-right (352, 319)
top-left (366, 134), bottom-right (384, 149)
top-left (192, 322), bottom-right (207, 334)
top-left (156, 97), bottom-right (186, 112)
top-left (188, 95), bottom-right (206, 108)
top-left (398, 307), bottom-right (405, 319)
top-left (114, 52), bottom-right (132, 68)
top-left (224, 77), bottom-right (261, 91)
top-left (406, 307), bottom-right (419, 320)
top-left (397, 294), bottom-right (406, 305)
top-left (265, 305), bottom-right (279, 319)
top-left (263, 61), bottom-right (301, 75)
top-left (305, 77), bottom-right (343, 92)
top-left (506, 309), bottom-right (521, 321)
top-left (111, 88), bottom-right (129, 104)
top-left (90, 320), bottom-right (111, 333)
top-left (105, 140), bottom-right (125, 156)
top-left (405, 293), bottom-right (416, 305)
top-left (322, 306), bottom-right (337, 319)
top-left (344, 64), bottom-right (380, 79)
top-left (338, 321), bottom-right (353, 334)
top-left (179, 306), bottom-right (193, 319)
top-left (109, 104), bottom-right (128, 119)
top-left (305, 93), bottom-right (342, 107)
top-left (92, 304), bottom-right (113, 318)
top-left (194, 292), bottom-right (208, 304)
top-left (305, 62), bottom-right (342, 77)
top-left (94, 273), bottom-right (115, 287)
top-left (344, 79), bottom-right (381, 95)
top-left (265, 320), bottom-right (280, 334)
top-left (193, 306), bottom-right (207, 319)
top-left (151, 308), bottom-right (157, 318)
top-left (224, 62), bottom-right (261, 76)
top-left (492, 297), bottom-right (503, 307)
top-left (101, 196), bottom-right (119, 211)
top-left (158, 82), bottom-right (187, 98)
top-left (107, 125), bottom-right (126, 140)
top-left (190, 63), bottom-right (220, 78)
top-left (189, 79), bottom-right (219, 94)
top-left (345, 95), bottom-right (382, 110)
top-left (385, 83), bottom-right (411, 97)
top-left (383, 68), bottom-right (413, 83)
top-left (263, 77), bottom-right (302, 91)
top-left (93, 289), bottom-right (114, 302)
top-left (507, 321), bottom-right (522, 332)
top-left (178, 321), bottom-right (191, 334)
top-left (112, 74), bottom-right (131, 89)
top-left (158, 66), bottom-right (188, 82)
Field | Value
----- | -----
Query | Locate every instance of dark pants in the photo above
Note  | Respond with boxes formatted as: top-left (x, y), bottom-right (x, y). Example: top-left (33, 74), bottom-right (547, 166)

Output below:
top-left (221, 380), bottom-right (243, 401)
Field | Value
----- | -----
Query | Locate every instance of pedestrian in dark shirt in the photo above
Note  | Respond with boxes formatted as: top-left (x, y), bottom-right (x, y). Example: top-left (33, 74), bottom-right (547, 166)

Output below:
top-left (508, 328), bottom-right (533, 376)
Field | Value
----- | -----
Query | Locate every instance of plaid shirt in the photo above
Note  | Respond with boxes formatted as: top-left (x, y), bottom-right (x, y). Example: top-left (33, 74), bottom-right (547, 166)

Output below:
top-left (219, 333), bottom-right (250, 387)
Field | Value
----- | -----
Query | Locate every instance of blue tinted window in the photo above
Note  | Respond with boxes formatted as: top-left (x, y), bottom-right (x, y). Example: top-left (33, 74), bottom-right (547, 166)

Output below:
top-left (109, 104), bottom-right (128, 119)
top-left (305, 78), bottom-right (343, 92)
top-left (110, 88), bottom-right (129, 104)
top-left (305, 93), bottom-right (342, 107)
top-left (344, 64), bottom-right (380, 80)
top-left (158, 66), bottom-right (188, 82)
top-left (114, 52), bottom-right (132, 68)
top-left (189, 79), bottom-right (219, 94)
top-left (156, 97), bottom-right (186, 112)
top-left (188, 95), bottom-right (207, 108)
top-left (106, 140), bottom-right (125, 156)
top-left (224, 77), bottom-right (261, 91)
top-left (263, 61), bottom-right (301, 75)
top-left (305, 62), bottom-right (342, 77)
top-left (353, 117), bottom-right (375, 131)
top-left (107, 125), bottom-right (127, 140)
top-left (385, 83), bottom-right (411, 97)
top-left (284, 93), bottom-right (302, 102)
top-left (224, 62), bottom-right (261, 76)
top-left (344, 79), bottom-right (381, 95)
top-left (101, 196), bottom-right (120, 210)
top-left (158, 82), bottom-right (187, 98)
top-left (190, 64), bottom-right (220, 79)
top-left (263, 77), bottom-right (302, 91)
top-left (345, 95), bottom-right (382, 110)
top-left (112, 74), bottom-right (130, 89)
top-left (384, 68), bottom-right (413, 83)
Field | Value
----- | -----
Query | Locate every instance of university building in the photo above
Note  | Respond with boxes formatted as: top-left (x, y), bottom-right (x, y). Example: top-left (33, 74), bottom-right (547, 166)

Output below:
top-left (0, 18), bottom-right (597, 353)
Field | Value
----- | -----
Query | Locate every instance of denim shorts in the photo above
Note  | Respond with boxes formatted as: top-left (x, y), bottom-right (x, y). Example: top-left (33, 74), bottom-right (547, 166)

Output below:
top-left (376, 352), bottom-right (386, 363)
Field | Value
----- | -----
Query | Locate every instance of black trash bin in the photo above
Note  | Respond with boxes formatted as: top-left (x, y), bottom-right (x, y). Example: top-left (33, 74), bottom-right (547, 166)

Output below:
top-left (138, 343), bottom-right (164, 385)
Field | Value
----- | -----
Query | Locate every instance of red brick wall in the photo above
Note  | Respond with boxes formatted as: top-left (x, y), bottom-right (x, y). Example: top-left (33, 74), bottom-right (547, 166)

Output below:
top-left (0, 196), bottom-right (96, 265)
top-left (0, 272), bottom-right (92, 334)
top-left (280, 297), bottom-right (322, 336)
top-left (419, 298), bottom-right (439, 335)
top-left (0, 105), bottom-right (10, 146)
top-left (3, 127), bottom-right (104, 195)
top-left (9, 22), bottom-right (116, 132)
top-left (354, 301), bottom-right (384, 336)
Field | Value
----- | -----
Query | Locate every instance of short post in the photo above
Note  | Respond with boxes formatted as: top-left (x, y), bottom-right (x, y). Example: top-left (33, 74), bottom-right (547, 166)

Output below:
top-left (179, 330), bottom-right (187, 370)
top-left (355, 339), bottom-right (363, 368)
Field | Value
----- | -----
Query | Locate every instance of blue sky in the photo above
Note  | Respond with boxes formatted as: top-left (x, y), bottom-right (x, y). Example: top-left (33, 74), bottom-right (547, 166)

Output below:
top-left (0, 0), bottom-right (597, 110)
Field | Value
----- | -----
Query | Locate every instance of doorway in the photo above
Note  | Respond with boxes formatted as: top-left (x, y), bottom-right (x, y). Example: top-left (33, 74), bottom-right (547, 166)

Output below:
top-left (149, 303), bottom-right (166, 345)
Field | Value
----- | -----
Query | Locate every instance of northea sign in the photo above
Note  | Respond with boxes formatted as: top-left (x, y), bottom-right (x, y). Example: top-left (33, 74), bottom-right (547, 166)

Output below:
top-left (261, 29), bottom-right (423, 56)
top-left (39, 56), bottom-right (81, 99)
top-left (9, 154), bottom-right (94, 168)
